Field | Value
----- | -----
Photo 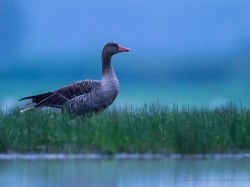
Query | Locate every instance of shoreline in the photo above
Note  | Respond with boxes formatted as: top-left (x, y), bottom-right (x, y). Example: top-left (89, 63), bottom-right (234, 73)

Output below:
top-left (1, 153), bottom-right (250, 160)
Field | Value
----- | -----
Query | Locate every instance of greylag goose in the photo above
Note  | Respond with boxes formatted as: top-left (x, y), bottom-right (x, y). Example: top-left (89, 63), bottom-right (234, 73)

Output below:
top-left (19, 42), bottom-right (130, 115)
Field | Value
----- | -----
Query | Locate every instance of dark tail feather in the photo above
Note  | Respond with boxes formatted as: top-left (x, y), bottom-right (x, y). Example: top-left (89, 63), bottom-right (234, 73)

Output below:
top-left (19, 92), bottom-right (53, 104)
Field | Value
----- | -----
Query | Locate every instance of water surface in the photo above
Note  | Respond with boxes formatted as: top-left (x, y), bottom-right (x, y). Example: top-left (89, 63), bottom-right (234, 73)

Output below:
top-left (1, 155), bottom-right (250, 187)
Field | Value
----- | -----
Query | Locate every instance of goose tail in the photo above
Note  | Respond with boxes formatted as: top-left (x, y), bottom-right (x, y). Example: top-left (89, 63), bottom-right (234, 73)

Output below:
top-left (20, 107), bottom-right (34, 113)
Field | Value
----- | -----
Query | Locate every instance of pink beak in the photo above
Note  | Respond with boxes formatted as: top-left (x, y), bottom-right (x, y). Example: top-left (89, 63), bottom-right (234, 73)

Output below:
top-left (118, 45), bottom-right (130, 52)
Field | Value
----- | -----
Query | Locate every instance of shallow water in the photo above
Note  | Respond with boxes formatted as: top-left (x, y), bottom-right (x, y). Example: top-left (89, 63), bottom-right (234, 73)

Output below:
top-left (1, 154), bottom-right (250, 187)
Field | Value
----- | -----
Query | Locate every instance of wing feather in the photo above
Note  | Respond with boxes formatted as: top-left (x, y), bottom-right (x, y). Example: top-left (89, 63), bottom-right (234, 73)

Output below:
top-left (20, 80), bottom-right (100, 108)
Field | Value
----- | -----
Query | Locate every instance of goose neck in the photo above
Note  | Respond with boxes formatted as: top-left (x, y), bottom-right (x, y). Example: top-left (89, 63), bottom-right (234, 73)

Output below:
top-left (102, 53), bottom-right (113, 78)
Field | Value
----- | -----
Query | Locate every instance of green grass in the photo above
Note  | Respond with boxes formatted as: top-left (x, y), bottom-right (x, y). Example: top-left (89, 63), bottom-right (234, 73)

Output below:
top-left (0, 104), bottom-right (250, 154)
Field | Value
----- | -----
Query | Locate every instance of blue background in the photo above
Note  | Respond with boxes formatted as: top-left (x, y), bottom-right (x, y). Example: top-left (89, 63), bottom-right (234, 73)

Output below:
top-left (1, 0), bottom-right (250, 109)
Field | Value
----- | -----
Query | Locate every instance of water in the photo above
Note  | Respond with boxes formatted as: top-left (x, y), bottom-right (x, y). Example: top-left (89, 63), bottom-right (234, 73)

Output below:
top-left (1, 155), bottom-right (250, 187)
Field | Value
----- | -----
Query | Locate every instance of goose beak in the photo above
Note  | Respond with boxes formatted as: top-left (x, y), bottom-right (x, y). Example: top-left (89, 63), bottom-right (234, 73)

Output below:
top-left (118, 45), bottom-right (130, 52)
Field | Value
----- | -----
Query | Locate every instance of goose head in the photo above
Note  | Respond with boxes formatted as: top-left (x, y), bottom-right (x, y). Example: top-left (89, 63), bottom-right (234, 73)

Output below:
top-left (102, 42), bottom-right (130, 57)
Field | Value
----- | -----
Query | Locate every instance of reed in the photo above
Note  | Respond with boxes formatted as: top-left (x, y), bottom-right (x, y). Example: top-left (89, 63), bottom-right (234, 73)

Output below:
top-left (0, 103), bottom-right (249, 154)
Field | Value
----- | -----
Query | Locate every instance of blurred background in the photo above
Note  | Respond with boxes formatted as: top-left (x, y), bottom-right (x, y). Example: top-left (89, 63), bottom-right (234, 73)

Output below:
top-left (1, 0), bottom-right (250, 110)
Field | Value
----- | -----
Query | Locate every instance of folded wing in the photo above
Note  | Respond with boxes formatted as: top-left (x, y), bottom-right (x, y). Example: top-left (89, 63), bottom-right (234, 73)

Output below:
top-left (19, 80), bottom-right (99, 108)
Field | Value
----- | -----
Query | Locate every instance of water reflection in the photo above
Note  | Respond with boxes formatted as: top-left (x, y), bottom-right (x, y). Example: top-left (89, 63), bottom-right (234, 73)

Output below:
top-left (0, 158), bottom-right (250, 187)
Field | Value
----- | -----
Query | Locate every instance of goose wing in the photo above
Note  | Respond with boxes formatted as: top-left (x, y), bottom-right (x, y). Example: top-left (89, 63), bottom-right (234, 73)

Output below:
top-left (20, 80), bottom-right (100, 108)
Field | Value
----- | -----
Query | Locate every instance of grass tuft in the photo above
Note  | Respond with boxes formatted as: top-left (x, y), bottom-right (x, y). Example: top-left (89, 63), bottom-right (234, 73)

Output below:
top-left (0, 104), bottom-right (250, 154)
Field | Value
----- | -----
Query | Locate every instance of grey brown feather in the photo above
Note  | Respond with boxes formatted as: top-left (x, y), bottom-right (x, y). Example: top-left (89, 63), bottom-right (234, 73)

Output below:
top-left (19, 42), bottom-right (130, 115)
